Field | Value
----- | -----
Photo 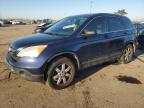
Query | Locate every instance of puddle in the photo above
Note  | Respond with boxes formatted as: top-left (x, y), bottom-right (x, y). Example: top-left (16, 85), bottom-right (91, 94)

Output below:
top-left (116, 75), bottom-right (142, 84)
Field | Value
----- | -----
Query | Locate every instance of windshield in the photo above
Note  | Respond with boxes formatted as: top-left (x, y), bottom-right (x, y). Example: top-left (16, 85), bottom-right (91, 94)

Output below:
top-left (44, 16), bottom-right (89, 36)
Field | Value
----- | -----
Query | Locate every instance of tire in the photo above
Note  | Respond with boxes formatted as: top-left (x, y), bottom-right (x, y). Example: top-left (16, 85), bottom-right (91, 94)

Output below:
top-left (118, 44), bottom-right (134, 64)
top-left (46, 57), bottom-right (75, 90)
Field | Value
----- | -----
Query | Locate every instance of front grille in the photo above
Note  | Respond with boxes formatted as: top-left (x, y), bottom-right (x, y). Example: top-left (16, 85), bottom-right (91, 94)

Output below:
top-left (9, 47), bottom-right (19, 61)
top-left (9, 47), bottom-right (17, 54)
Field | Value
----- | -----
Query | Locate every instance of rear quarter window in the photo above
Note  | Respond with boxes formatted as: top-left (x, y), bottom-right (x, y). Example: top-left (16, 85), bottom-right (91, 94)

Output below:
top-left (108, 16), bottom-right (134, 32)
top-left (122, 17), bottom-right (135, 30)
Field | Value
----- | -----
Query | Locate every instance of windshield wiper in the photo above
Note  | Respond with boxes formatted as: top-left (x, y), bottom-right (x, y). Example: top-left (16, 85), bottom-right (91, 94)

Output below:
top-left (44, 32), bottom-right (56, 35)
top-left (44, 32), bottom-right (70, 37)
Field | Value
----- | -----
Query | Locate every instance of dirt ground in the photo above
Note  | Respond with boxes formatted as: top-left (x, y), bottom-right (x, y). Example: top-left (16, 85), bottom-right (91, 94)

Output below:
top-left (0, 25), bottom-right (144, 108)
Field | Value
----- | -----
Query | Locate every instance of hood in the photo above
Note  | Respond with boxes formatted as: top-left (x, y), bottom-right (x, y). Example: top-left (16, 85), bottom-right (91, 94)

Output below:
top-left (10, 33), bottom-right (64, 49)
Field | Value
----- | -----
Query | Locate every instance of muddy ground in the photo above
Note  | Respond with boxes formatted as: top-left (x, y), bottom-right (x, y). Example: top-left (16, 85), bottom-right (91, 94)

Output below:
top-left (0, 25), bottom-right (144, 108)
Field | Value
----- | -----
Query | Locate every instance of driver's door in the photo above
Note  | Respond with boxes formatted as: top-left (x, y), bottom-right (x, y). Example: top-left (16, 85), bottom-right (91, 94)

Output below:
top-left (78, 17), bottom-right (109, 67)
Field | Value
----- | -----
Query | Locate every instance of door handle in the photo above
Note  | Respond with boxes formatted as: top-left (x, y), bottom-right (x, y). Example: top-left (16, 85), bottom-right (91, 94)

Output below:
top-left (104, 35), bottom-right (109, 39)
top-left (123, 32), bottom-right (128, 35)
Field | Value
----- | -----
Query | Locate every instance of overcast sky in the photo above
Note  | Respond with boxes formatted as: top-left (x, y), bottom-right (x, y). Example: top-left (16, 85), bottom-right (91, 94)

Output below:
top-left (0, 0), bottom-right (144, 20)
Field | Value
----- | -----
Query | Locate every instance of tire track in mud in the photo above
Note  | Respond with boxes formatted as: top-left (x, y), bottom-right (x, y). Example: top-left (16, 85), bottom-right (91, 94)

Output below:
top-left (68, 85), bottom-right (78, 108)
top-left (0, 60), bottom-right (11, 81)
top-left (0, 58), bottom-right (6, 65)
top-left (0, 43), bottom-right (9, 45)
top-left (0, 61), bottom-right (5, 64)
top-left (0, 41), bottom-right (9, 45)
top-left (0, 61), bottom-right (9, 74)
top-left (0, 69), bottom-right (11, 82)
top-left (0, 68), bottom-right (9, 73)
top-left (82, 87), bottom-right (94, 108)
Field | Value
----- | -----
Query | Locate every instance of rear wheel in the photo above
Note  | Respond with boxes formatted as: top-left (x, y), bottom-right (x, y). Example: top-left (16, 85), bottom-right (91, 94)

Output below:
top-left (118, 44), bottom-right (134, 64)
top-left (46, 57), bottom-right (75, 89)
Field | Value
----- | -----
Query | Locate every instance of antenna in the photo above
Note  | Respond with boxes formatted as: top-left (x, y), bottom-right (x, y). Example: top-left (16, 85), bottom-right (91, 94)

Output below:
top-left (90, 0), bottom-right (94, 13)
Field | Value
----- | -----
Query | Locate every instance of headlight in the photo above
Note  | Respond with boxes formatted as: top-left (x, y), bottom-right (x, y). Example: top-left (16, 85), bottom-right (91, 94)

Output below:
top-left (17, 45), bottom-right (47, 57)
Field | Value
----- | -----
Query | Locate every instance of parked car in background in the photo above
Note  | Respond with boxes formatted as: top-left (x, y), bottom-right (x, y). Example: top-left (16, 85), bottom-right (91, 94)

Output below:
top-left (0, 20), bottom-right (12, 27)
top-left (10, 21), bottom-right (20, 25)
top-left (10, 21), bottom-right (25, 25)
top-left (33, 22), bottom-right (52, 33)
top-left (134, 23), bottom-right (144, 47)
top-left (0, 21), bottom-right (4, 27)
top-left (138, 30), bottom-right (144, 47)
top-left (6, 13), bottom-right (136, 89)
top-left (134, 23), bottom-right (144, 36)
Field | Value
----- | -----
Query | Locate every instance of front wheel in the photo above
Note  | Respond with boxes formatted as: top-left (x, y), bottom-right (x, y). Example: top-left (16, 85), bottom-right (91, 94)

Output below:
top-left (118, 44), bottom-right (134, 64)
top-left (46, 57), bottom-right (75, 90)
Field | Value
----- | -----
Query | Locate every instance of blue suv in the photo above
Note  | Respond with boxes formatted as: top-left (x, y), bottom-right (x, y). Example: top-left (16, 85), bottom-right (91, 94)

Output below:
top-left (6, 13), bottom-right (136, 89)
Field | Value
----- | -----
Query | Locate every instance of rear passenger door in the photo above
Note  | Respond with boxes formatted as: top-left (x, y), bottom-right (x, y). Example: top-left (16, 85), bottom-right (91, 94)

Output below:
top-left (106, 16), bottom-right (127, 57)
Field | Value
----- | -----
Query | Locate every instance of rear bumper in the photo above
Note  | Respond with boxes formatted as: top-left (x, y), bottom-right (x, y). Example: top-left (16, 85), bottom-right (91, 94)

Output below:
top-left (6, 53), bottom-right (44, 82)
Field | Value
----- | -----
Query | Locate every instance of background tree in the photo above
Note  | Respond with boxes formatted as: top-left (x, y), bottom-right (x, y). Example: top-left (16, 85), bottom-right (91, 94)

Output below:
top-left (114, 9), bottom-right (128, 16)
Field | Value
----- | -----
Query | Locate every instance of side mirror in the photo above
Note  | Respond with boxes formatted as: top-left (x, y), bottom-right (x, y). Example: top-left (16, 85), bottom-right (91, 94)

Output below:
top-left (81, 30), bottom-right (96, 37)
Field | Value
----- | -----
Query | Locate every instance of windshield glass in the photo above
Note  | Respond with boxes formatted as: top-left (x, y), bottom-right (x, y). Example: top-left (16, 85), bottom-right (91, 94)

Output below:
top-left (44, 16), bottom-right (89, 36)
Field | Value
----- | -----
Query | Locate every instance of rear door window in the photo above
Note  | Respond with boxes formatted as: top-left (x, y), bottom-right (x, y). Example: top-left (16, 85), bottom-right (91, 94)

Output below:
top-left (108, 17), bottom-right (125, 32)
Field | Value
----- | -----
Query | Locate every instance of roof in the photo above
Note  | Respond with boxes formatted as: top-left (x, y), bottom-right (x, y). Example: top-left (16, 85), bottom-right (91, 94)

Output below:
top-left (69, 13), bottom-right (128, 19)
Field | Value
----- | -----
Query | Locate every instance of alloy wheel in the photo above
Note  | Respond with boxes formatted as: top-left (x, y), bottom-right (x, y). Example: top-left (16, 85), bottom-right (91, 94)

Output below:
top-left (52, 63), bottom-right (72, 85)
top-left (124, 46), bottom-right (133, 62)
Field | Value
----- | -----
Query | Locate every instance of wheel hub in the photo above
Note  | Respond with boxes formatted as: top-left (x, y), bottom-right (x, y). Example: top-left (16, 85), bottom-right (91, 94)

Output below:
top-left (52, 63), bottom-right (72, 85)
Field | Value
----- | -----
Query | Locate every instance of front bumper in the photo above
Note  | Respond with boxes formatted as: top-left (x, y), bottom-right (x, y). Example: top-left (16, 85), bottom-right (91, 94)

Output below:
top-left (6, 53), bottom-right (44, 82)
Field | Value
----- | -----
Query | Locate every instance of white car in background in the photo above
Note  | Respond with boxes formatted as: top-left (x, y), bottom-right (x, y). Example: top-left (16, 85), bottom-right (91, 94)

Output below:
top-left (0, 21), bottom-right (4, 27)
top-left (10, 21), bottom-right (21, 25)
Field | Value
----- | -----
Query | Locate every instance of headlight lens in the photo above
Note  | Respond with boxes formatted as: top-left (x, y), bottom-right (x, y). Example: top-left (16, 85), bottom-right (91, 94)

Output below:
top-left (17, 45), bottom-right (47, 57)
